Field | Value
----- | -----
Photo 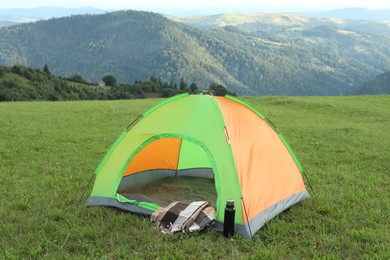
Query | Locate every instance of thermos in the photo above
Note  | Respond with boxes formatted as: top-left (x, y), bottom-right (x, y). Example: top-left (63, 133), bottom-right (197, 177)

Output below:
top-left (223, 199), bottom-right (235, 237)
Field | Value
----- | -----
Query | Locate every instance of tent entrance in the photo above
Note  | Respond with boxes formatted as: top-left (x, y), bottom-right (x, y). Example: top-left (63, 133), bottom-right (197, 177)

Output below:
top-left (116, 136), bottom-right (218, 207)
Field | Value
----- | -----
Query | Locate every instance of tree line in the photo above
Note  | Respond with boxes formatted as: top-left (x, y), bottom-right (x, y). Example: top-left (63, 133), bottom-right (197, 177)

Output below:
top-left (0, 64), bottom-right (236, 102)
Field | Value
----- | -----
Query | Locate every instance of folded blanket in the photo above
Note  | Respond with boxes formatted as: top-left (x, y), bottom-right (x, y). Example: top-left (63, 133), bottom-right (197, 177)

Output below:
top-left (150, 201), bottom-right (216, 234)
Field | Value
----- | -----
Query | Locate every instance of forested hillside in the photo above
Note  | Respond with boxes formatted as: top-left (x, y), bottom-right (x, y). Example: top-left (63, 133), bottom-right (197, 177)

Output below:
top-left (351, 71), bottom-right (390, 95)
top-left (0, 64), bottom-right (235, 101)
top-left (0, 10), bottom-right (389, 95)
top-left (0, 65), bottom-right (109, 101)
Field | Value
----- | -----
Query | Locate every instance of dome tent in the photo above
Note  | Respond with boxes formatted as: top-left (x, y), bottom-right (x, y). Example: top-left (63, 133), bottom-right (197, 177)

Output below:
top-left (85, 93), bottom-right (310, 238)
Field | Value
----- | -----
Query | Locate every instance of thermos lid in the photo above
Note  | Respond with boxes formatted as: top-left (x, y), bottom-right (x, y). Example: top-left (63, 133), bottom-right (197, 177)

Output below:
top-left (226, 199), bottom-right (234, 206)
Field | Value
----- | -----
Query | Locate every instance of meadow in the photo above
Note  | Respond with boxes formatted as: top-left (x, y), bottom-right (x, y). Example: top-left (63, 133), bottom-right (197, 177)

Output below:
top-left (0, 95), bottom-right (389, 258)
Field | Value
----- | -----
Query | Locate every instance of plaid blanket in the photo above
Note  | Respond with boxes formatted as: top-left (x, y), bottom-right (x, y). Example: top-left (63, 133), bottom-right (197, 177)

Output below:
top-left (150, 201), bottom-right (216, 234)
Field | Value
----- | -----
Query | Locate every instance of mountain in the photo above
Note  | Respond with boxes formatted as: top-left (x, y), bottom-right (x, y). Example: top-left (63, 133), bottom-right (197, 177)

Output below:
top-left (312, 8), bottom-right (390, 21)
top-left (351, 71), bottom-right (390, 95)
top-left (0, 21), bottom-right (18, 28)
top-left (3, 7), bottom-right (390, 21)
top-left (171, 12), bottom-right (390, 36)
top-left (0, 10), bottom-right (253, 94)
top-left (0, 7), bottom-right (107, 22)
top-left (0, 10), bottom-right (389, 95)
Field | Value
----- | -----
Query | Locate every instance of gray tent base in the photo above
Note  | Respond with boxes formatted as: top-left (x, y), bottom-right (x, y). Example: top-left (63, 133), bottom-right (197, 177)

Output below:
top-left (85, 190), bottom-right (309, 239)
top-left (85, 196), bottom-right (154, 216)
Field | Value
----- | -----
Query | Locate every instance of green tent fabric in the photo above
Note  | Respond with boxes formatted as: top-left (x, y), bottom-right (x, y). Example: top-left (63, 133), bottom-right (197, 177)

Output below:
top-left (85, 93), bottom-right (310, 238)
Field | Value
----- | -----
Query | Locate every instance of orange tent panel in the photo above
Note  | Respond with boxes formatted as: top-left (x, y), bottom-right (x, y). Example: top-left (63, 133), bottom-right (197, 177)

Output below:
top-left (124, 138), bottom-right (182, 176)
top-left (216, 97), bottom-right (306, 222)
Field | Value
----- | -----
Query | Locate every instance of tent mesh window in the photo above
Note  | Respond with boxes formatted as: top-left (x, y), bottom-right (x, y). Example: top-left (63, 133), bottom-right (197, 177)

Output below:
top-left (117, 137), bottom-right (218, 207)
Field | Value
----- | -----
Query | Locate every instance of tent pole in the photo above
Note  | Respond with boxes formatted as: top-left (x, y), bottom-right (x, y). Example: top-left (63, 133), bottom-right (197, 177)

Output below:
top-left (125, 114), bottom-right (142, 130)
top-left (241, 197), bottom-right (253, 238)
top-left (78, 173), bottom-right (96, 206)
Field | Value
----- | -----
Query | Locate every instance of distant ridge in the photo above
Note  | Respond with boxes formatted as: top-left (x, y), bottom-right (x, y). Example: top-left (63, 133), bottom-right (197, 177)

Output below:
top-left (1, 6), bottom-right (390, 23)
top-left (0, 10), bottom-right (389, 95)
top-left (0, 20), bottom-right (18, 27)
top-left (0, 7), bottom-right (107, 22)
top-left (171, 12), bottom-right (390, 36)
top-left (312, 8), bottom-right (390, 21)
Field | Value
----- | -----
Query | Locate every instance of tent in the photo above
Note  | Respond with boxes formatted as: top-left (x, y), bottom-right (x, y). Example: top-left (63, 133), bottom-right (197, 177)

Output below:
top-left (85, 93), bottom-right (310, 238)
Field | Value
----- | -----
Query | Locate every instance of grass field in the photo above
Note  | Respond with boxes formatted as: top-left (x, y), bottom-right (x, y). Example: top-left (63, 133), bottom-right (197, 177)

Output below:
top-left (0, 95), bottom-right (389, 258)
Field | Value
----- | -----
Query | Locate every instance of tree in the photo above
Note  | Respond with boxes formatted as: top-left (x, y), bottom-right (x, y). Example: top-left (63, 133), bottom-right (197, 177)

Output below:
top-left (208, 83), bottom-right (228, 96)
top-left (189, 82), bottom-right (198, 93)
top-left (0, 66), bottom-right (5, 77)
top-left (161, 88), bottom-right (176, 97)
top-left (169, 80), bottom-right (177, 90)
top-left (179, 77), bottom-right (187, 90)
top-left (70, 73), bottom-right (88, 84)
top-left (43, 64), bottom-right (51, 76)
top-left (208, 83), bottom-right (237, 96)
top-left (11, 65), bottom-right (23, 75)
top-left (102, 74), bottom-right (117, 87)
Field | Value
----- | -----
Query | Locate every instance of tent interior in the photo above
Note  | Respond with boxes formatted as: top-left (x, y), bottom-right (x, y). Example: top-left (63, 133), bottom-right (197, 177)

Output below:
top-left (116, 137), bottom-right (218, 208)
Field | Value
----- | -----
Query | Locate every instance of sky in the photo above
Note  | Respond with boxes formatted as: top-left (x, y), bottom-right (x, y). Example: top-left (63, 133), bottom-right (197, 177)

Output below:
top-left (0, 0), bottom-right (389, 15)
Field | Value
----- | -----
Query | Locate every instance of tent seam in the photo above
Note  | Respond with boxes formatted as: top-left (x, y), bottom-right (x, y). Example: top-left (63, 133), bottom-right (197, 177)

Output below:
top-left (211, 96), bottom-right (245, 224)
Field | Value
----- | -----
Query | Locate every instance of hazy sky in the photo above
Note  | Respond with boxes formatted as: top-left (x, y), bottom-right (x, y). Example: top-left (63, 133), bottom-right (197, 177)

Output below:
top-left (1, 0), bottom-right (389, 14)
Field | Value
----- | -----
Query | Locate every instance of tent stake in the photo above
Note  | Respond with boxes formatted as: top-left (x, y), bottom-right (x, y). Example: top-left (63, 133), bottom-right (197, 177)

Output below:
top-left (78, 173), bottom-right (95, 206)
top-left (303, 170), bottom-right (314, 194)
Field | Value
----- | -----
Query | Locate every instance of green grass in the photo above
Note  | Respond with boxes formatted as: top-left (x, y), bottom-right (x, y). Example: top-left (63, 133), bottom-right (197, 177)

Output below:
top-left (0, 96), bottom-right (389, 258)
